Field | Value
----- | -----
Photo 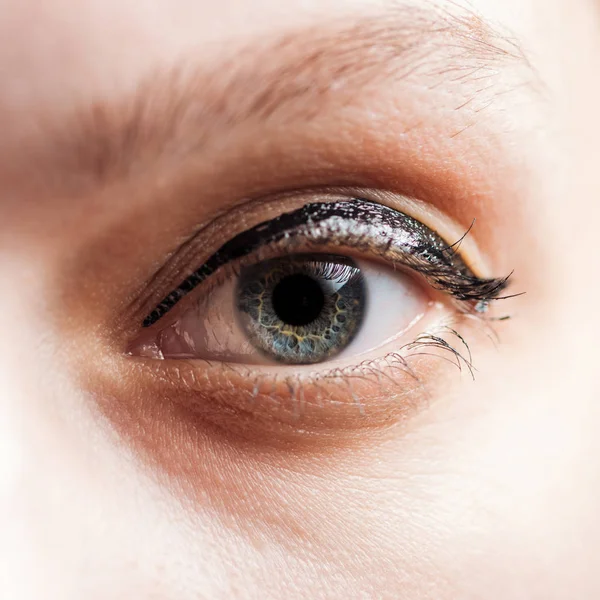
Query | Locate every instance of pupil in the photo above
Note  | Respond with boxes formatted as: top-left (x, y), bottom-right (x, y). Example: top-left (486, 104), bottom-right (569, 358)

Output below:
top-left (272, 273), bottom-right (325, 326)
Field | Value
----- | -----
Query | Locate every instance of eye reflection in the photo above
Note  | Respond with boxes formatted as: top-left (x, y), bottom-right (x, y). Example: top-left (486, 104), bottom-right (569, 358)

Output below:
top-left (236, 254), bottom-right (366, 364)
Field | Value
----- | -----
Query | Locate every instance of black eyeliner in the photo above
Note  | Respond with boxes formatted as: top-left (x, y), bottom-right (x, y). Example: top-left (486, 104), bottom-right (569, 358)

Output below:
top-left (142, 199), bottom-right (509, 327)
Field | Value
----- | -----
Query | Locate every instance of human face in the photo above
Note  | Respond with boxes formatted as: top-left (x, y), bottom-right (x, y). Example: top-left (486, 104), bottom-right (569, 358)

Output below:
top-left (1, 0), bottom-right (599, 598)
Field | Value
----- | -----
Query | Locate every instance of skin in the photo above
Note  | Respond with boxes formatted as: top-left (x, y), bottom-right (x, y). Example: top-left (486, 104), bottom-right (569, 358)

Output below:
top-left (1, 0), bottom-right (600, 598)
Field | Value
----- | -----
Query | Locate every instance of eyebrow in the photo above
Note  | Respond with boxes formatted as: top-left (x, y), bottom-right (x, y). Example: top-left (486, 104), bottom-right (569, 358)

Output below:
top-left (51, 3), bottom-right (532, 186)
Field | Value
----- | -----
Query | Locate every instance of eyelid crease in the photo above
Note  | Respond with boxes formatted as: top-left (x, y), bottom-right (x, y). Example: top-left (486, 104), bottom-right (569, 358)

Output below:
top-left (141, 199), bottom-right (510, 328)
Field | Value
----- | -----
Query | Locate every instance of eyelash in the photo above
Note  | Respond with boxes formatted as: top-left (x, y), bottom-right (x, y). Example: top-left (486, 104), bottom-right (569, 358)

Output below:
top-left (151, 318), bottom-right (485, 424)
top-left (142, 198), bottom-right (511, 329)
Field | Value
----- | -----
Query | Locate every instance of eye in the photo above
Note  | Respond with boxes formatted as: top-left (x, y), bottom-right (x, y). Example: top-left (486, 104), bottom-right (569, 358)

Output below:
top-left (130, 197), bottom-right (510, 372)
top-left (135, 252), bottom-right (426, 365)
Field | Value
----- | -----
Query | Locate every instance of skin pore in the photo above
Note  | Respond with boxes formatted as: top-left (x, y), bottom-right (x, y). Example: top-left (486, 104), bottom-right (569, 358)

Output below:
top-left (1, 0), bottom-right (600, 599)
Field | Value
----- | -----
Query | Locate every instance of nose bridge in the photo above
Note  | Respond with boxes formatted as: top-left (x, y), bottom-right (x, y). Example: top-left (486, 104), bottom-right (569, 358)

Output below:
top-left (0, 250), bottom-right (169, 600)
top-left (0, 375), bottom-right (44, 599)
top-left (0, 251), bottom-right (75, 600)
top-left (0, 336), bottom-right (45, 599)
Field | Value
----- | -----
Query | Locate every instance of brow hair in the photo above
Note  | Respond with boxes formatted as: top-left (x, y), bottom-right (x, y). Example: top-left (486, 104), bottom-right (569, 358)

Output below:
top-left (49, 2), bottom-right (532, 186)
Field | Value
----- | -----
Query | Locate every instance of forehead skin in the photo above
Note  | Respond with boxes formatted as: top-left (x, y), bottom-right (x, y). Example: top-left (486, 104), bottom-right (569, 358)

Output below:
top-left (1, 1), bottom-right (600, 599)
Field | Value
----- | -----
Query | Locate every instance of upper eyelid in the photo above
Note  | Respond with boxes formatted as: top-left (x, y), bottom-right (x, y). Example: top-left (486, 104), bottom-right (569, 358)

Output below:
top-left (141, 199), bottom-right (508, 328)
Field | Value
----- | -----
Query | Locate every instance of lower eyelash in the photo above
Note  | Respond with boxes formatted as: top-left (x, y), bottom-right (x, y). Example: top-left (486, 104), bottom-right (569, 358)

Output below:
top-left (161, 315), bottom-right (492, 424)
top-left (293, 323), bottom-right (478, 409)
top-left (405, 330), bottom-right (475, 380)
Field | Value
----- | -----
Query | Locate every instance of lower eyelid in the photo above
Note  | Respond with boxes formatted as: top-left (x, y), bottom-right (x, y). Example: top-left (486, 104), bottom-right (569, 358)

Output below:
top-left (95, 265), bottom-right (503, 446)
top-left (117, 300), bottom-right (480, 442)
top-left (121, 322), bottom-right (474, 443)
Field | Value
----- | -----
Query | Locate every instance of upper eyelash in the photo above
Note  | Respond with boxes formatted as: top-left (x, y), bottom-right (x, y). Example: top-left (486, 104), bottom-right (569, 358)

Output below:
top-left (142, 198), bottom-right (511, 327)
